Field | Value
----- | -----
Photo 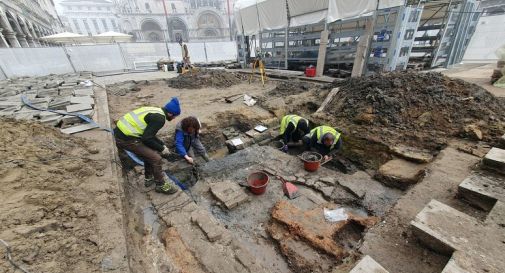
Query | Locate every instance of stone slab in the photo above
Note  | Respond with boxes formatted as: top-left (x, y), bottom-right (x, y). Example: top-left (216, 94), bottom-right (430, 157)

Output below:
top-left (482, 147), bottom-right (505, 174)
top-left (210, 181), bottom-right (249, 209)
top-left (391, 145), bottom-right (434, 163)
top-left (376, 159), bottom-right (426, 189)
top-left (458, 173), bottom-right (505, 211)
top-left (60, 123), bottom-right (99, 134)
top-left (66, 103), bottom-right (92, 113)
top-left (70, 96), bottom-right (95, 105)
top-left (501, 134), bottom-right (505, 146)
top-left (349, 255), bottom-right (389, 273)
top-left (411, 199), bottom-right (505, 273)
top-left (190, 210), bottom-right (223, 242)
top-left (73, 88), bottom-right (94, 97)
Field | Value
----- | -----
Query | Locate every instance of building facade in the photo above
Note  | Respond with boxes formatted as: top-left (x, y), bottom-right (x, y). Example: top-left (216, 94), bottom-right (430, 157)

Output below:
top-left (116, 0), bottom-right (235, 42)
top-left (0, 0), bottom-right (63, 48)
top-left (60, 0), bottom-right (120, 36)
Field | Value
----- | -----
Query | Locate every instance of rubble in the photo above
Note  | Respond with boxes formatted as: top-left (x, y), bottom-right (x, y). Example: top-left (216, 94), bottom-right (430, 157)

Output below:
top-left (166, 69), bottom-right (244, 89)
top-left (321, 72), bottom-right (505, 153)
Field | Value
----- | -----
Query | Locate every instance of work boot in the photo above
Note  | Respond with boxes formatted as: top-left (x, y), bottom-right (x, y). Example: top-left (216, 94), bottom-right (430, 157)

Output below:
top-left (155, 181), bottom-right (178, 194)
top-left (144, 177), bottom-right (155, 187)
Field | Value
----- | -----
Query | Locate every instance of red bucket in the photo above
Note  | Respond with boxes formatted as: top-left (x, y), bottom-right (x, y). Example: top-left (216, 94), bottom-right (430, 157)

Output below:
top-left (299, 152), bottom-right (323, 172)
top-left (247, 171), bottom-right (270, 195)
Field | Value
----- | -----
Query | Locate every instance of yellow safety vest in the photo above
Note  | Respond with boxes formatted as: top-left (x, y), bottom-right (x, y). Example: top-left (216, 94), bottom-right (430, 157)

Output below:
top-left (117, 107), bottom-right (165, 138)
top-left (309, 126), bottom-right (341, 149)
top-left (279, 115), bottom-right (306, 135)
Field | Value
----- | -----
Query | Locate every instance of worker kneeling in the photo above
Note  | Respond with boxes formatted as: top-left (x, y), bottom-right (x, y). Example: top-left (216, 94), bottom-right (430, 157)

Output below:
top-left (114, 97), bottom-right (181, 195)
top-left (302, 125), bottom-right (343, 161)
top-left (279, 114), bottom-right (310, 153)
top-left (174, 116), bottom-right (210, 165)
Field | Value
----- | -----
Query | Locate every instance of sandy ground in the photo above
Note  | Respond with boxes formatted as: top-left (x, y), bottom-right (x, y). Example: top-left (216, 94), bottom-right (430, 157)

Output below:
top-left (440, 63), bottom-right (505, 97)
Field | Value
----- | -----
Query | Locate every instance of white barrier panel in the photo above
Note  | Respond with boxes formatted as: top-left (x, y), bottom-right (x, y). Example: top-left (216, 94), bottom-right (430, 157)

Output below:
top-left (206, 41), bottom-right (238, 62)
top-left (119, 43), bottom-right (170, 69)
top-left (66, 44), bottom-right (126, 72)
top-left (463, 14), bottom-right (505, 62)
top-left (0, 47), bottom-right (74, 78)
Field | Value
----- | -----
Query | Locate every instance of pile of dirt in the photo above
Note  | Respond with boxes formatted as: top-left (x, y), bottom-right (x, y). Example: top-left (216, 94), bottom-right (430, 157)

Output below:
top-left (266, 80), bottom-right (317, 97)
top-left (322, 71), bottom-right (505, 150)
top-left (166, 69), bottom-right (244, 89)
top-left (0, 119), bottom-right (109, 273)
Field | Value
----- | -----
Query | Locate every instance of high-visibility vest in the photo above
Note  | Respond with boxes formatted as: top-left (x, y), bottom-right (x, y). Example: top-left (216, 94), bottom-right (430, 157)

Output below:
top-left (117, 107), bottom-right (165, 137)
top-left (309, 126), bottom-right (340, 149)
top-left (280, 115), bottom-right (306, 135)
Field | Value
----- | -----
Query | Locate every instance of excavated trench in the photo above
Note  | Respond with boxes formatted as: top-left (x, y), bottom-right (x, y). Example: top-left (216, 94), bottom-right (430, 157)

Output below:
top-left (106, 76), bottom-right (410, 273)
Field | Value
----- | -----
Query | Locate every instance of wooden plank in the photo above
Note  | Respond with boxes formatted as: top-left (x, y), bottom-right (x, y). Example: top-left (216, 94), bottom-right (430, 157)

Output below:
top-left (316, 87), bottom-right (339, 113)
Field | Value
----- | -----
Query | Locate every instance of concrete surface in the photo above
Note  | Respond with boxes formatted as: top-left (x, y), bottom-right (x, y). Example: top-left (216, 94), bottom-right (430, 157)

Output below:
top-left (458, 172), bottom-right (505, 211)
top-left (349, 255), bottom-right (389, 273)
top-left (411, 199), bottom-right (505, 273)
top-left (483, 147), bottom-right (505, 174)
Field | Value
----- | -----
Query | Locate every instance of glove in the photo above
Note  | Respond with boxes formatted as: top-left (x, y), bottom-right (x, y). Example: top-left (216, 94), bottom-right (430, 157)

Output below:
top-left (201, 154), bottom-right (210, 162)
top-left (161, 146), bottom-right (171, 156)
top-left (281, 145), bottom-right (288, 153)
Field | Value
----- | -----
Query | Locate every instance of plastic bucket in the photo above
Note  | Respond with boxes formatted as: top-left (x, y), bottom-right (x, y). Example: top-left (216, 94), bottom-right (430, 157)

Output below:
top-left (300, 152), bottom-right (323, 172)
top-left (247, 171), bottom-right (269, 195)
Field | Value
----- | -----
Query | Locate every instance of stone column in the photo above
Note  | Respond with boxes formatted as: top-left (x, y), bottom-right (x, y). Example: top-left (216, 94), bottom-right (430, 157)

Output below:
top-left (16, 33), bottom-right (29, 47)
top-left (0, 28), bottom-right (9, 47)
top-left (21, 24), bottom-right (35, 47)
top-left (0, 12), bottom-right (20, 47)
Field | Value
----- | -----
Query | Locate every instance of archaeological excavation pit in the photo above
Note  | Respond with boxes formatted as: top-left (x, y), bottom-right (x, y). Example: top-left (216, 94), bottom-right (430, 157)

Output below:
top-left (2, 68), bottom-right (505, 273)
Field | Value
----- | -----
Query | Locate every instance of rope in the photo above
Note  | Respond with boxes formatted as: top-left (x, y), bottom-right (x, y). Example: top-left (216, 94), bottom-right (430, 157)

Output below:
top-left (0, 239), bottom-right (31, 273)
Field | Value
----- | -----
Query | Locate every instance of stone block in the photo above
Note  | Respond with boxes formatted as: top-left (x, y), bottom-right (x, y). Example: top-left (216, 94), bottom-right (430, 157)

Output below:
top-left (70, 96), bottom-right (95, 105)
top-left (458, 173), bottom-right (505, 211)
top-left (66, 103), bottom-right (92, 113)
top-left (319, 176), bottom-right (337, 186)
top-left (349, 255), bottom-right (389, 273)
top-left (0, 100), bottom-right (22, 109)
top-left (60, 123), bottom-right (98, 134)
top-left (73, 88), bottom-right (94, 97)
top-left (482, 147), bottom-right (505, 174)
top-left (376, 159), bottom-right (426, 189)
top-left (190, 210), bottom-right (223, 242)
top-left (13, 220), bottom-right (59, 237)
top-left (210, 181), bottom-right (249, 209)
top-left (501, 134), bottom-right (505, 146)
top-left (391, 145), bottom-right (434, 163)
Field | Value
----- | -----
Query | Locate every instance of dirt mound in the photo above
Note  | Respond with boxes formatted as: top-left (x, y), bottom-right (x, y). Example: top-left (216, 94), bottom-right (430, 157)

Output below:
top-left (0, 119), bottom-right (109, 273)
top-left (267, 80), bottom-right (316, 97)
top-left (166, 69), bottom-right (244, 89)
top-left (322, 72), bottom-right (505, 150)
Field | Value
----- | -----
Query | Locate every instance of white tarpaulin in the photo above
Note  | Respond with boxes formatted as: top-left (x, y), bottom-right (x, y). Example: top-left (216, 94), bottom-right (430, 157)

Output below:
top-left (234, 0), bottom-right (405, 34)
top-left (258, 0), bottom-right (288, 30)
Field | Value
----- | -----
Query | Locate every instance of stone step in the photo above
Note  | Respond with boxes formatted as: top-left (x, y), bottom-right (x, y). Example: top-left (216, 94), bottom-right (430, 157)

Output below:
top-left (482, 147), bottom-right (505, 174)
top-left (458, 173), bottom-right (505, 211)
top-left (348, 255), bottom-right (389, 273)
top-left (410, 200), bottom-right (505, 273)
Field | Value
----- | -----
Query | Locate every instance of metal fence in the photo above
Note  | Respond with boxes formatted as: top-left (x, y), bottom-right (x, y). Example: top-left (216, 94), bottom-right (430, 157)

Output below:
top-left (0, 41), bottom-right (238, 80)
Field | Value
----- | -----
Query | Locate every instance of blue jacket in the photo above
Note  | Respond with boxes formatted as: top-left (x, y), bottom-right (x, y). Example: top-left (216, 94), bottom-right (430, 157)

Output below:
top-left (174, 119), bottom-right (207, 157)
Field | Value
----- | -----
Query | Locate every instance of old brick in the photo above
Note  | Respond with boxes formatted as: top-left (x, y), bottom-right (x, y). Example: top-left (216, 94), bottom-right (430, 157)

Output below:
top-left (190, 210), bottom-right (223, 242)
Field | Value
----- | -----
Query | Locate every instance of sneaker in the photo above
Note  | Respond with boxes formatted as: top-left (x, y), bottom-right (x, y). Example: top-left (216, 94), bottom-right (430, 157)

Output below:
top-left (144, 178), bottom-right (155, 187)
top-left (155, 182), bottom-right (178, 194)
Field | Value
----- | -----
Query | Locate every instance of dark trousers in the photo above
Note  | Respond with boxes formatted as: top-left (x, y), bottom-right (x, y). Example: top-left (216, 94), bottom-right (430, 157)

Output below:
top-left (115, 137), bottom-right (163, 183)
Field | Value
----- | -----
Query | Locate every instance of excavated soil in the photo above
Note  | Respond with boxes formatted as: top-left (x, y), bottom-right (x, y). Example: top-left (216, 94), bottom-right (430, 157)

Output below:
top-left (166, 69), bottom-right (245, 89)
top-left (0, 119), bottom-right (113, 273)
top-left (321, 71), bottom-right (505, 152)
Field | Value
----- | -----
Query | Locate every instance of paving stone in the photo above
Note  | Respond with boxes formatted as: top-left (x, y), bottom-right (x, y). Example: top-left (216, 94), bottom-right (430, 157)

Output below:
top-left (411, 199), bottom-right (505, 273)
top-left (376, 159), bottom-right (426, 189)
top-left (320, 186), bottom-right (334, 198)
top-left (60, 123), bottom-right (98, 134)
top-left (391, 145), bottom-right (434, 163)
top-left (458, 173), bottom-right (505, 211)
top-left (210, 181), bottom-right (249, 209)
top-left (73, 88), bottom-right (94, 97)
top-left (284, 175), bottom-right (296, 182)
top-left (319, 176), bottom-right (337, 185)
top-left (482, 147), bottom-right (505, 174)
top-left (0, 100), bottom-right (22, 109)
top-left (70, 96), bottom-right (95, 105)
top-left (349, 255), bottom-right (389, 273)
top-left (66, 103), bottom-right (92, 113)
top-left (305, 178), bottom-right (317, 186)
top-left (190, 210), bottom-right (223, 242)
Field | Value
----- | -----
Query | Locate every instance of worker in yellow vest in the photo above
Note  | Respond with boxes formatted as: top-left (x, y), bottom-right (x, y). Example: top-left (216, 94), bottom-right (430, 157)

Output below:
top-left (279, 114), bottom-right (309, 152)
top-left (302, 125), bottom-right (342, 161)
top-left (114, 97), bottom-right (181, 194)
